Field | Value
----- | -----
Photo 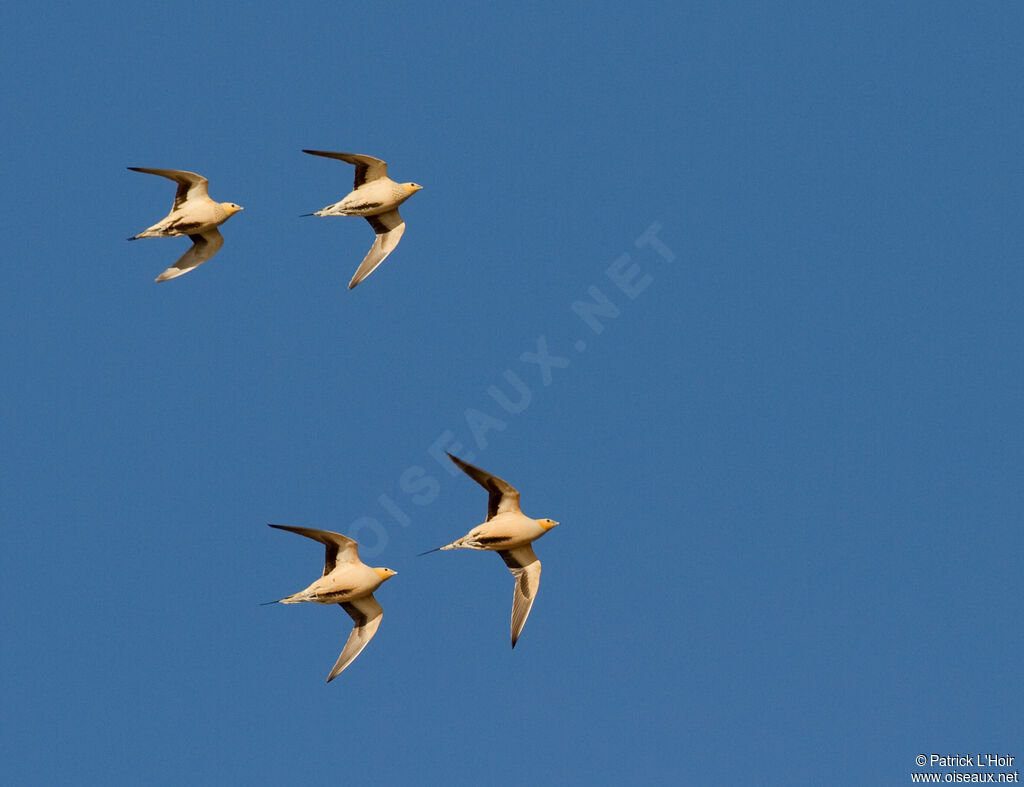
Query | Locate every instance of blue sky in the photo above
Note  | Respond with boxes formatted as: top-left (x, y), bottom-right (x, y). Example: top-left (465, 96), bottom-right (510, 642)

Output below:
top-left (2, 1), bottom-right (1023, 784)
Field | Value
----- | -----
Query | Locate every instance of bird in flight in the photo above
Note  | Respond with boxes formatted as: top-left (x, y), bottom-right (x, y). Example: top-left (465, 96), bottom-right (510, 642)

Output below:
top-left (422, 453), bottom-right (559, 647)
top-left (126, 167), bottom-right (242, 282)
top-left (265, 524), bottom-right (397, 681)
top-left (301, 150), bottom-right (422, 289)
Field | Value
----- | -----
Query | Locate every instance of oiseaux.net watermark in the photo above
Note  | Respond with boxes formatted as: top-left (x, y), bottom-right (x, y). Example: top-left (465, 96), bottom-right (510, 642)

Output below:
top-left (911, 753), bottom-right (1018, 783)
top-left (345, 222), bottom-right (677, 557)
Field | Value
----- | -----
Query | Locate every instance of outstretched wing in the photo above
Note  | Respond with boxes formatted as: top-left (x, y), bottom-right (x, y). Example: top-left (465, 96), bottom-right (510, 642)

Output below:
top-left (268, 524), bottom-right (360, 575)
top-left (155, 229), bottom-right (224, 282)
top-left (128, 167), bottom-right (210, 209)
top-left (301, 150), bottom-right (389, 188)
top-left (348, 209), bottom-right (405, 289)
top-left (328, 595), bottom-right (385, 681)
top-left (498, 546), bottom-right (541, 648)
top-left (447, 452), bottom-right (521, 520)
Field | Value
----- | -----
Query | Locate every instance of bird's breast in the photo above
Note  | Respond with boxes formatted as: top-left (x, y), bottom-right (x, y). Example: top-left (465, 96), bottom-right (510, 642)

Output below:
top-left (323, 563), bottom-right (384, 595)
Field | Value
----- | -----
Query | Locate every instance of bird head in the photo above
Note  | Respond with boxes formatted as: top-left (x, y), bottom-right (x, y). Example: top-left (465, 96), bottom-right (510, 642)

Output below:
top-left (374, 567), bottom-right (398, 581)
top-left (402, 182), bottom-right (423, 195)
top-left (222, 202), bottom-right (244, 215)
top-left (538, 518), bottom-right (559, 531)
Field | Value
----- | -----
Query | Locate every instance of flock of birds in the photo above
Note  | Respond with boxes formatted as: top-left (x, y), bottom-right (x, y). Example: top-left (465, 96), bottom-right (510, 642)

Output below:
top-left (127, 155), bottom-right (559, 680)
top-left (127, 151), bottom-right (421, 288)
top-left (264, 453), bottom-right (558, 681)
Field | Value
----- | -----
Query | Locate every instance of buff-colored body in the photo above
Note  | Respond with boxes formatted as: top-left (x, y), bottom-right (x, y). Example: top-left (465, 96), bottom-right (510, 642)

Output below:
top-left (440, 511), bottom-right (558, 554)
top-left (313, 177), bottom-right (420, 218)
top-left (279, 560), bottom-right (394, 605)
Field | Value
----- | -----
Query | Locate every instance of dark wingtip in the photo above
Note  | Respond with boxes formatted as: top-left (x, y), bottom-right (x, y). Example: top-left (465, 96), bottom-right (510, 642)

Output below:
top-left (417, 547), bottom-right (442, 557)
top-left (126, 236), bottom-right (138, 241)
top-left (259, 600), bottom-right (280, 606)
